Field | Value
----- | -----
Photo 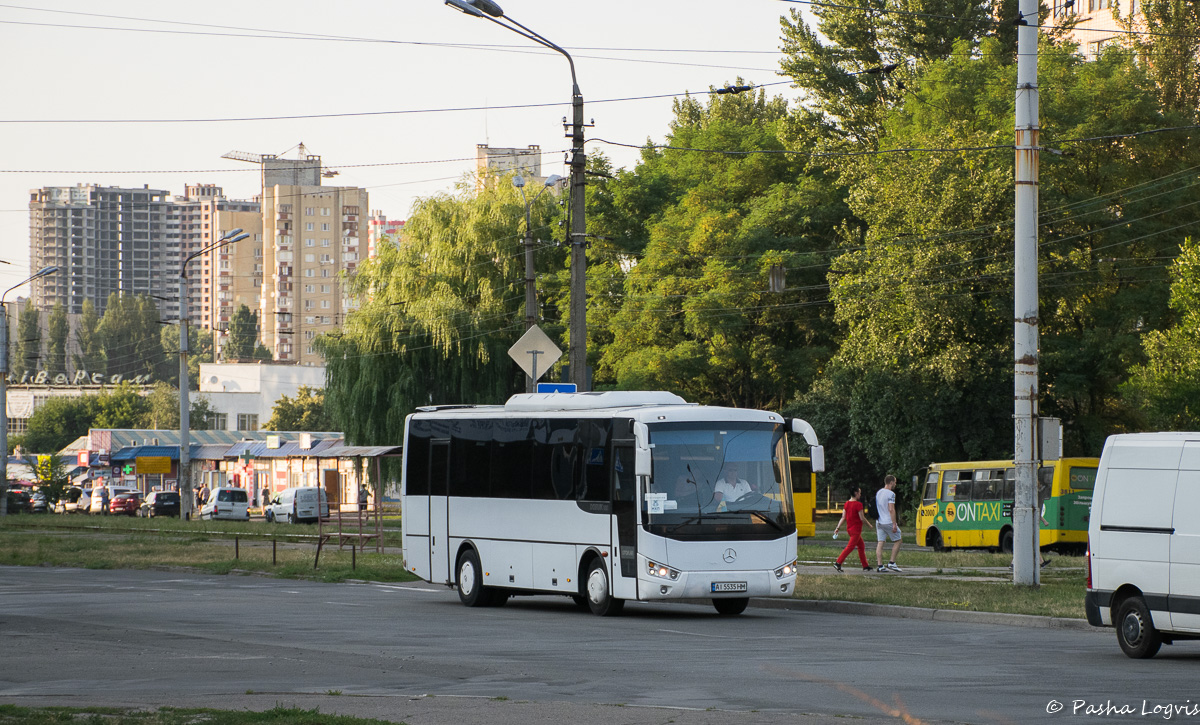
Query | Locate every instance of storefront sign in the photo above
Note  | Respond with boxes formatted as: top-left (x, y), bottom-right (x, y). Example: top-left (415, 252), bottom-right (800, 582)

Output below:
top-left (137, 457), bottom-right (172, 475)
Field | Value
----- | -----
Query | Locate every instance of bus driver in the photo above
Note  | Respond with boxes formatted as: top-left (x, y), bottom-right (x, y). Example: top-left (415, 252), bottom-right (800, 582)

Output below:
top-left (714, 463), bottom-right (754, 507)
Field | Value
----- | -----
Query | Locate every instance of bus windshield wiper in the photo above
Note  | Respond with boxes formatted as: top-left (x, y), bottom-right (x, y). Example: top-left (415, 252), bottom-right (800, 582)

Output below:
top-left (746, 510), bottom-right (785, 532)
top-left (666, 516), bottom-right (706, 533)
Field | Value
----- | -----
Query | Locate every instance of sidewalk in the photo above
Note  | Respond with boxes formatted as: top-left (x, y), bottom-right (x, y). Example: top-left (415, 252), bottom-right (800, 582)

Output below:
top-left (748, 558), bottom-right (1094, 631)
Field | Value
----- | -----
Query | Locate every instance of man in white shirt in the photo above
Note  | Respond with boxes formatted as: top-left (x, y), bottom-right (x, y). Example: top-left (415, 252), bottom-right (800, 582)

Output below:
top-left (875, 475), bottom-right (903, 572)
top-left (714, 463), bottom-right (753, 508)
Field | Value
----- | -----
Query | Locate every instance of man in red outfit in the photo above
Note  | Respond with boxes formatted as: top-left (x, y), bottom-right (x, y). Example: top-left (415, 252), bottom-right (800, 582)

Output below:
top-left (832, 486), bottom-right (872, 572)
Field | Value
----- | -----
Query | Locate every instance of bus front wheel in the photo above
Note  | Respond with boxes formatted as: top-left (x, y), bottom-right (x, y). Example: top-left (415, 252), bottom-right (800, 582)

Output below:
top-left (457, 549), bottom-right (489, 607)
top-left (585, 559), bottom-right (624, 616)
top-left (927, 528), bottom-right (945, 552)
top-left (713, 597), bottom-right (749, 616)
top-left (999, 528), bottom-right (1014, 555)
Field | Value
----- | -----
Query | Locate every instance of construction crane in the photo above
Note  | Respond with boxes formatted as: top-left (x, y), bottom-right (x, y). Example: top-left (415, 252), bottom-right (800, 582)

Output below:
top-left (221, 144), bottom-right (339, 178)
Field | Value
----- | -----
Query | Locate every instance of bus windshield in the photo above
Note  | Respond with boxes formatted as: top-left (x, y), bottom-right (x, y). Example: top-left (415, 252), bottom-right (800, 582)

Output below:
top-left (643, 421), bottom-right (794, 540)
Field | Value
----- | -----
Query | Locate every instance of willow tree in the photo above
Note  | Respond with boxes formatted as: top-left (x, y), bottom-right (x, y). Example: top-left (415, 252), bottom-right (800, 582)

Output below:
top-left (316, 176), bottom-right (566, 445)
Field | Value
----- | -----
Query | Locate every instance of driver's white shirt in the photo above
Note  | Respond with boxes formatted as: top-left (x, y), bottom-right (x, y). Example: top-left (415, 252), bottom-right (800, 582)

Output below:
top-left (715, 478), bottom-right (752, 502)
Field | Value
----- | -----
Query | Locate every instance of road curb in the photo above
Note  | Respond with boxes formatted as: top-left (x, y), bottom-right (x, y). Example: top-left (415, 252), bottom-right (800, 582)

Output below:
top-left (751, 597), bottom-right (1097, 631)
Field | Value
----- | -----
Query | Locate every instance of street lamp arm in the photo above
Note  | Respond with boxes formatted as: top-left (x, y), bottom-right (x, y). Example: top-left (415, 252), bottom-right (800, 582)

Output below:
top-left (180, 232), bottom-right (250, 278)
top-left (499, 15), bottom-right (578, 88)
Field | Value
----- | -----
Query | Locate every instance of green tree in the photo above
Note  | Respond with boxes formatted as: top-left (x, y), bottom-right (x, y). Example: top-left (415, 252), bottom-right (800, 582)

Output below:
top-left (791, 38), bottom-right (1200, 490)
top-left (45, 301), bottom-right (68, 377)
top-left (1122, 237), bottom-right (1200, 428)
top-left (777, 0), bottom-right (1014, 143)
top-left (144, 381), bottom-right (216, 430)
top-left (316, 175), bottom-right (547, 444)
top-left (596, 89), bottom-right (854, 410)
top-left (25, 453), bottom-right (70, 511)
top-left (159, 324), bottom-right (213, 389)
top-left (1121, 0), bottom-right (1200, 117)
top-left (73, 299), bottom-right (105, 375)
top-left (224, 304), bottom-right (259, 361)
top-left (14, 396), bottom-right (95, 454)
top-left (12, 304), bottom-right (41, 380)
top-left (91, 382), bottom-right (151, 429)
top-left (265, 386), bottom-right (333, 431)
top-left (99, 294), bottom-right (164, 380)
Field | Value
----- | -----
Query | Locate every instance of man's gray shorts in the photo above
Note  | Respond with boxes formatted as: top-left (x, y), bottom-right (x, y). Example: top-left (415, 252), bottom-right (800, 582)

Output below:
top-left (876, 522), bottom-right (902, 542)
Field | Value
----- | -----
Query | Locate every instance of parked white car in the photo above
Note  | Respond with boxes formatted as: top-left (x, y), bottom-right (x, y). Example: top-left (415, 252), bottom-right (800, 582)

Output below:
top-left (199, 487), bottom-right (251, 521)
top-left (1085, 432), bottom-right (1200, 658)
top-left (264, 486), bottom-right (329, 524)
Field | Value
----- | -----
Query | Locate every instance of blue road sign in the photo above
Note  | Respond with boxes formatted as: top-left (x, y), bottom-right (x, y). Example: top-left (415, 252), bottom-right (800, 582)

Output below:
top-left (537, 382), bottom-right (577, 393)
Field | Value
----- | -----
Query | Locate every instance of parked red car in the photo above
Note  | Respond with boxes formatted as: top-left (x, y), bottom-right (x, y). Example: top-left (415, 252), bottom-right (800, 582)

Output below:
top-left (109, 492), bottom-right (143, 516)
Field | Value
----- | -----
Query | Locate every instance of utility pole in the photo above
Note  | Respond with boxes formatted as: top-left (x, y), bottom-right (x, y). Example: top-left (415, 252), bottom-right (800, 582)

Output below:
top-left (1013, 0), bottom-right (1041, 586)
top-left (567, 83), bottom-right (589, 391)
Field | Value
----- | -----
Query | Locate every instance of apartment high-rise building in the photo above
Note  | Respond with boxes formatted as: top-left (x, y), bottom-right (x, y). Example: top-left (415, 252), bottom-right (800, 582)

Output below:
top-left (29, 184), bottom-right (170, 314)
top-left (367, 211), bottom-right (405, 259)
top-left (476, 144), bottom-right (545, 187)
top-left (167, 184), bottom-right (261, 328)
top-left (259, 166), bottom-right (366, 366)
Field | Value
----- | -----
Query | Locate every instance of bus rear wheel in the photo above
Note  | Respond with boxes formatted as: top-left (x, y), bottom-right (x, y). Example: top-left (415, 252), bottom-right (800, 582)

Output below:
top-left (999, 528), bottom-right (1014, 555)
top-left (457, 549), bottom-right (491, 607)
top-left (585, 558), bottom-right (624, 616)
top-left (713, 597), bottom-right (749, 616)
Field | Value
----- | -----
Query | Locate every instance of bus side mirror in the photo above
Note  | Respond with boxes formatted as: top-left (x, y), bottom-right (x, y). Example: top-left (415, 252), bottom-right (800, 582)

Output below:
top-left (810, 445), bottom-right (825, 473)
top-left (635, 447), bottom-right (652, 477)
top-left (633, 422), bottom-right (652, 477)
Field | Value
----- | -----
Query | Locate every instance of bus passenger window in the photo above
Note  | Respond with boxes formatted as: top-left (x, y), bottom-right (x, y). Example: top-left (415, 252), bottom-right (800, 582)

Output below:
top-left (954, 474), bottom-right (973, 501)
top-left (1003, 469), bottom-right (1015, 499)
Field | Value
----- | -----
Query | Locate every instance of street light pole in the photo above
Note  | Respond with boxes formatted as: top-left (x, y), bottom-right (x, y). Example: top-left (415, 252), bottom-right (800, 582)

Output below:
top-left (178, 229), bottom-right (247, 520)
top-left (446, 0), bottom-right (590, 390)
top-left (0, 265), bottom-right (59, 515)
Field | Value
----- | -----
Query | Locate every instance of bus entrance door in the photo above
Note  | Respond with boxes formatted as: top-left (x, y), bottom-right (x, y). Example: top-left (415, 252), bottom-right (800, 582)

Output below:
top-left (611, 443), bottom-right (639, 600)
top-left (429, 440), bottom-right (451, 586)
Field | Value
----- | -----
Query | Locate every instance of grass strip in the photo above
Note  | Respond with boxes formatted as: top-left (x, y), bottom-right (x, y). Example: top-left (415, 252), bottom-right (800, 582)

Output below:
top-left (0, 525), bottom-right (420, 585)
top-left (0, 704), bottom-right (400, 725)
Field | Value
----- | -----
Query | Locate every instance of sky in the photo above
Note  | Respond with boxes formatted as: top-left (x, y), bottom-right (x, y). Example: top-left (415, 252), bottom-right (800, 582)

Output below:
top-left (0, 0), bottom-right (813, 298)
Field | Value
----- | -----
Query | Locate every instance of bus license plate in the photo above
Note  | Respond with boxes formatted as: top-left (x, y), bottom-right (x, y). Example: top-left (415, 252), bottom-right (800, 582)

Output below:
top-left (711, 582), bottom-right (747, 593)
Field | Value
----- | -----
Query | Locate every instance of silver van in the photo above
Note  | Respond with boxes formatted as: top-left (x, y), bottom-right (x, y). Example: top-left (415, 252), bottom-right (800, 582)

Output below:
top-left (265, 486), bottom-right (329, 524)
top-left (199, 487), bottom-right (251, 521)
top-left (1085, 432), bottom-right (1200, 658)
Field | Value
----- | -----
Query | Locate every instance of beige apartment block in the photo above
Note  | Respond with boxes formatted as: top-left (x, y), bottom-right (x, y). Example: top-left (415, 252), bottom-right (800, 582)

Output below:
top-left (1049, 0), bottom-right (1139, 58)
top-left (476, 144), bottom-right (546, 188)
top-left (260, 184), bottom-right (366, 366)
top-left (172, 184), bottom-right (260, 330)
top-left (197, 206), bottom-right (264, 359)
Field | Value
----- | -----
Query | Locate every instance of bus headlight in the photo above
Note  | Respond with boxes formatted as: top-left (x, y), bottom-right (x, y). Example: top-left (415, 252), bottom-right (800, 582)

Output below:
top-left (647, 561), bottom-right (680, 580)
top-left (774, 560), bottom-right (798, 579)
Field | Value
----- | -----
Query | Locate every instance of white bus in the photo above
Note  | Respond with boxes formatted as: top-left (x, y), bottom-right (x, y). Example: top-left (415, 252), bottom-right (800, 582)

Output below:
top-left (401, 391), bottom-right (825, 616)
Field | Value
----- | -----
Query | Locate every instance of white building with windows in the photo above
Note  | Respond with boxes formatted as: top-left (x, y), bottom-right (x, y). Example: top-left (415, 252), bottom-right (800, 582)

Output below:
top-left (197, 362), bottom-right (325, 432)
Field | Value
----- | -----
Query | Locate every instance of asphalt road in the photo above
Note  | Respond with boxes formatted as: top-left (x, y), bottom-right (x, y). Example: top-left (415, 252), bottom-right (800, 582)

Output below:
top-left (1, 566), bottom-right (1197, 724)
